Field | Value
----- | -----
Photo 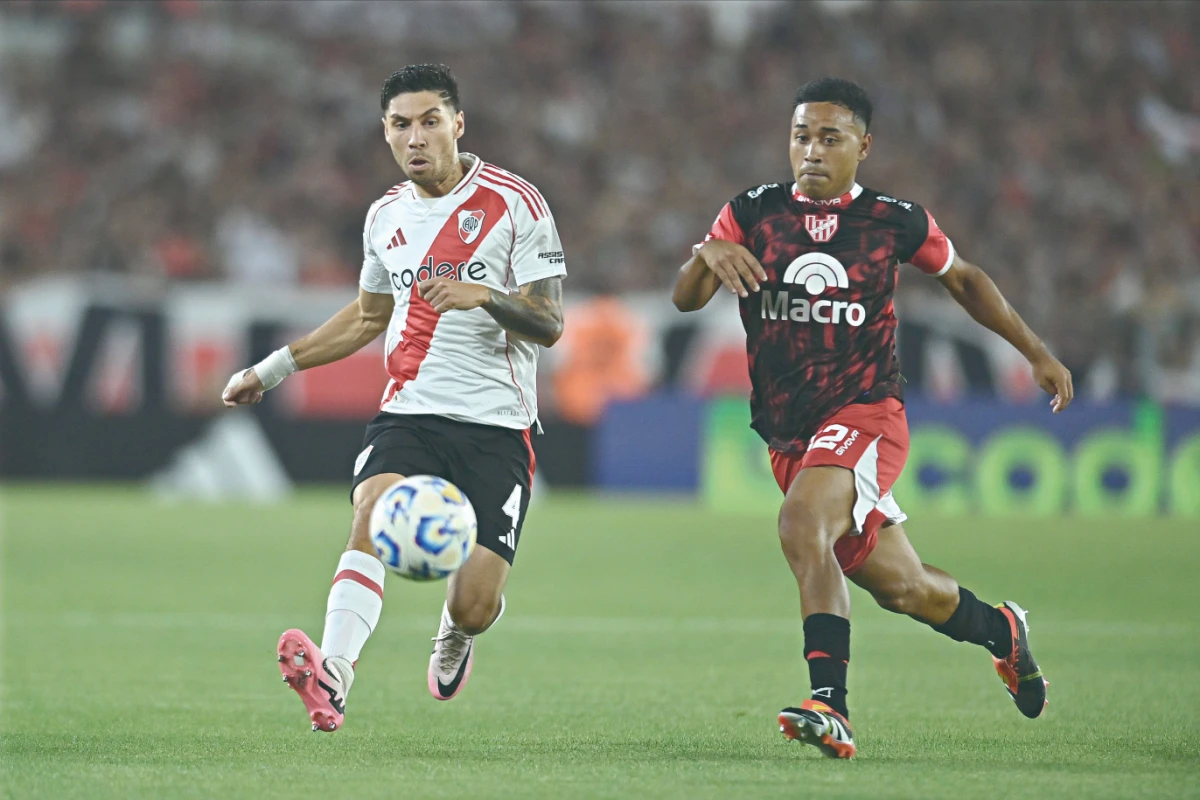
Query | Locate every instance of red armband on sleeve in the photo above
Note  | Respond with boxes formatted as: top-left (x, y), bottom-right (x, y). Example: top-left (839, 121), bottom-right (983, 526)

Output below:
top-left (911, 209), bottom-right (956, 276)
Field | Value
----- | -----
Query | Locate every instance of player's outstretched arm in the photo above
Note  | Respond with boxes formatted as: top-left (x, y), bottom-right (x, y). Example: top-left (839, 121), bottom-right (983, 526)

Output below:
top-left (290, 288), bottom-right (395, 369)
top-left (221, 289), bottom-right (394, 407)
top-left (673, 240), bottom-right (767, 311)
top-left (937, 255), bottom-right (1074, 413)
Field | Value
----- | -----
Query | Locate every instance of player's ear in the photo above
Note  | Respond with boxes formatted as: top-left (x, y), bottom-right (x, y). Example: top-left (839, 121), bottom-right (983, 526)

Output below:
top-left (453, 110), bottom-right (465, 141)
top-left (858, 132), bottom-right (871, 162)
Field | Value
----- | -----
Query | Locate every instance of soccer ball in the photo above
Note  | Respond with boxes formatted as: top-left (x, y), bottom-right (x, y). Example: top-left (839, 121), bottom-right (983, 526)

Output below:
top-left (369, 475), bottom-right (478, 581)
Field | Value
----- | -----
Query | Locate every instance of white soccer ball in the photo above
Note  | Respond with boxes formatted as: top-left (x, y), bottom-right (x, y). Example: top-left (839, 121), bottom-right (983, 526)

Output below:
top-left (369, 475), bottom-right (478, 581)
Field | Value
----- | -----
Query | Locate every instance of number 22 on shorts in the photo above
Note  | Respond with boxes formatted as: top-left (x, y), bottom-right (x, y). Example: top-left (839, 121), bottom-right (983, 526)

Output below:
top-left (808, 424), bottom-right (850, 451)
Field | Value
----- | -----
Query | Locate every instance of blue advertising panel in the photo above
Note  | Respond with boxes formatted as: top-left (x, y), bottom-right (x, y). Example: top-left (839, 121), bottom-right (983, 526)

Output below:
top-left (703, 398), bottom-right (1200, 517)
top-left (593, 393), bottom-right (1200, 517)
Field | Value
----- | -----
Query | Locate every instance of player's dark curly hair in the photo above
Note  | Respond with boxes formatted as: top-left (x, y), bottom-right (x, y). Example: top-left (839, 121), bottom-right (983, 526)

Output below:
top-left (793, 77), bottom-right (872, 131)
top-left (380, 64), bottom-right (460, 112)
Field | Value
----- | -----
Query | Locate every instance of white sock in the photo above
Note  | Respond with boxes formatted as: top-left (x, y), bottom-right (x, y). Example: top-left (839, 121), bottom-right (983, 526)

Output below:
top-left (320, 551), bottom-right (386, 663)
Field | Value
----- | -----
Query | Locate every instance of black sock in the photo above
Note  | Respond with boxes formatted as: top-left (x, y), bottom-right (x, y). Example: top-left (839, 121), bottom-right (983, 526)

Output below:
top-left (803, 613), bottom-right (850, 719)
top-left (930, 587), bottom-right (1011, 659)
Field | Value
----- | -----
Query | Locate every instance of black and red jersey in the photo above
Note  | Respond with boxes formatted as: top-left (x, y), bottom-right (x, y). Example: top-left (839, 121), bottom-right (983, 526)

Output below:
top-left (700, 181), bottom-right (954, 453)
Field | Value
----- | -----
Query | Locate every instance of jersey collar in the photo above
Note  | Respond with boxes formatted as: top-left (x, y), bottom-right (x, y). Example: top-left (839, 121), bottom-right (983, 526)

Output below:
top-left (791, 182), bottom-right (863, 206)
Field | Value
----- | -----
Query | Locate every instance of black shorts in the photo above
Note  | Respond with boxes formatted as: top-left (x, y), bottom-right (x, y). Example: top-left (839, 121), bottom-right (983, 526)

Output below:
top-left (351, 413), bottom-right (536, 565)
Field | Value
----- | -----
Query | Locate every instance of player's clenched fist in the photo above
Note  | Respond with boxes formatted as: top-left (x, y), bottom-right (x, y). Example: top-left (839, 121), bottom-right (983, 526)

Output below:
top-left (418, 279), bottom-right (492, 314)
top-left (221, 368), bottom-right (264, 407)
top-left (697, 239), bottom-right (768, 298)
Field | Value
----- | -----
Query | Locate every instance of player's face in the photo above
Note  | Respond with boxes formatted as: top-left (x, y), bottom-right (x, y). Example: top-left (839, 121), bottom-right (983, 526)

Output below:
top-left (790, 103), bottom-right (871, 199)
top-left (382, 91), bottom-right (465, 187)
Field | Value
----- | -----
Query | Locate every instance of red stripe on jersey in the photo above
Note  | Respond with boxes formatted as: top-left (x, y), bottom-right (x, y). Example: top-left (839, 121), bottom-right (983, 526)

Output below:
top-left (521, 427), bottom-right (537, 486)
top-left (383, 293), bottom-right (440, 404)
top-left (478, 174), bottom-right (543, 222)
top-left (481, 165), bottom-right (547, 216)
top-left (703, 202), bottom-right (746, 246)
top-left (332, 569), bottom-right (383, 600)
top-left (384, 186), bottom-right (509, 400)
top-left (911, 209), bottom-right (954, 275)
top-left (480, 166), bottom-right (547, 219)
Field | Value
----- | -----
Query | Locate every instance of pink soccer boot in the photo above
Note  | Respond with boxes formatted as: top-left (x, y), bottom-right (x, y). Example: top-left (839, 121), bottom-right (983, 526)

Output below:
top-left (277, 629), bottom-right (351, 732)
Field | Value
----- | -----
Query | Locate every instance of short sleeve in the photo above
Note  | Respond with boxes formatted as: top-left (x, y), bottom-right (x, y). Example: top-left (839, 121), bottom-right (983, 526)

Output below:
top-left (908, 208), bottom-right (956, 276)
top-left (693, 202), bottom-right (746, 255)
top-left (511, 203), bottom-right (567, 285)
top-left (359, 210), bottom-right (392, 294)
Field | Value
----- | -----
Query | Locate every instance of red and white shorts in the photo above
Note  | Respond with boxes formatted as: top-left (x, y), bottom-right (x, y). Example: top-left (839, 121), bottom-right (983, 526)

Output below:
top-left (769, 398), bottom-right (909, 576)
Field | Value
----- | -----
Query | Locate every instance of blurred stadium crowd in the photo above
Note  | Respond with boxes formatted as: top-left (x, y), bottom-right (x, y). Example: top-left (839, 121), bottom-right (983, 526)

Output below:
top-left (0, 0), bottom-right (1198, 401)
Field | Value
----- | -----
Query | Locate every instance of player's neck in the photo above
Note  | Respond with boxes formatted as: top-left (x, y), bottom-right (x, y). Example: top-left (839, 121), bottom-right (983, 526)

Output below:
top-left (413, 154), bottom-right (467, 199)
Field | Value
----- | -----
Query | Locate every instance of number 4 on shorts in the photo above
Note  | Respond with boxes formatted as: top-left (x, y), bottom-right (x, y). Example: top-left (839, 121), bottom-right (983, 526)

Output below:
top-left (500, 484), bottom-right (521, 550)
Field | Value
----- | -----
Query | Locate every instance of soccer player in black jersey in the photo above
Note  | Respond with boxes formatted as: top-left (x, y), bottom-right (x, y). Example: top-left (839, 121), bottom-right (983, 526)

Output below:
top-left (673, 78), bottom-right (1073, 759)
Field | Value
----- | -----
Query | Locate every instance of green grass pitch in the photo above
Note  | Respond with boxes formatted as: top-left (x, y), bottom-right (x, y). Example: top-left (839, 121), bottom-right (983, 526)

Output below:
top-left (2, 485), bottom-right (1198, 799)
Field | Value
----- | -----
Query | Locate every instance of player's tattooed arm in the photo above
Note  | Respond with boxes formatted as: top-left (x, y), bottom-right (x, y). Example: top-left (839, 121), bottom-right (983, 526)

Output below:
top-left (938, 254), bottom-right (1074, 413)
top-left (482, 277), bottom-right (565, 347)
top-left (417, 276), bottom-right (563, 346)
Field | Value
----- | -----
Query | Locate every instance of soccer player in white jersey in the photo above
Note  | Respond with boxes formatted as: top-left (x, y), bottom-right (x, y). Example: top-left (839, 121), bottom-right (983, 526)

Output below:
top-left (222, 64), bottom-right (566, 732)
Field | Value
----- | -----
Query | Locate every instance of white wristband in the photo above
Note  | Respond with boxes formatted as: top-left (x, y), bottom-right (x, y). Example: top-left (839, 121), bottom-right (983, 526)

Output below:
top-left (252, 346), bottom-right (298, 391)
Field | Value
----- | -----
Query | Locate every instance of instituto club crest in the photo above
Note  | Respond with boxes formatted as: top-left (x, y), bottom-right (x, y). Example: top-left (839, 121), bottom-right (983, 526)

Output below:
top-left (458, 210), bottom-right (486, 244)
top-left (804, 213), bottom-right (838, 243)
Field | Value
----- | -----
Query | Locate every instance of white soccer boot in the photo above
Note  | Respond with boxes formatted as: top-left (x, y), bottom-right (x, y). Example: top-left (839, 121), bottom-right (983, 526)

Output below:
top-left (427, 595), bottom-right (505, 700)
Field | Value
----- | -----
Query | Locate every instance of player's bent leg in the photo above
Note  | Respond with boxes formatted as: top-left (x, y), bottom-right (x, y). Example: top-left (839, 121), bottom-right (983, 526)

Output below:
top-left (427, 419), bottom-right (532, 701)
top-left (847, 522), bottom-right (959, 624)
top-left (429, 546), bottom-right (510, 701)
top-left (277, 473), bottom-right (399, 732)
top-left (447, 546), bottom-right (510, 635)
top-left (778, 465), bottom-right (857, 619)
top-left (851, 523), bottom-right (1048, 718)
top-left (776, 465), bottom-right (858, 737)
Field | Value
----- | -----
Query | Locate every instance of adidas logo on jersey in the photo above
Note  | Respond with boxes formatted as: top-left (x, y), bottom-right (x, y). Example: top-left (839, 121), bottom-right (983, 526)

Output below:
top-left (761, 253), bottom-right (866, 327)
top-left (386, 227), bottom-right (407, 250)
